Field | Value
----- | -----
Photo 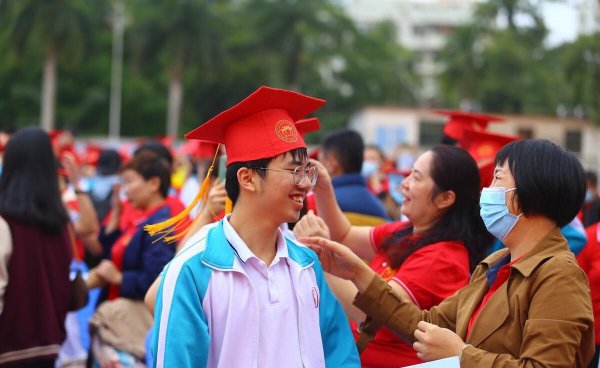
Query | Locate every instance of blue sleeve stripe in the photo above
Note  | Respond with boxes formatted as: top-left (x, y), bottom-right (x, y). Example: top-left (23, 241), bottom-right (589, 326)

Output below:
top-left (154, 238), bottom-right (209, 368)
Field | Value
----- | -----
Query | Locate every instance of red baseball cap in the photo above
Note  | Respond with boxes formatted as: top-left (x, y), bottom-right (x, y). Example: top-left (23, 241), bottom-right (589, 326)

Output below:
top-left (185, 86), bottom-right (326, 165)
top-left (436, 110), bottom-right (504, 141)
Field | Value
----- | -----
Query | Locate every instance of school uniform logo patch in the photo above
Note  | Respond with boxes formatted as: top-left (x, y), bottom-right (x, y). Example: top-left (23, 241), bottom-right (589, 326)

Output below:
top-left (275, 120), bottom-right (298, 143)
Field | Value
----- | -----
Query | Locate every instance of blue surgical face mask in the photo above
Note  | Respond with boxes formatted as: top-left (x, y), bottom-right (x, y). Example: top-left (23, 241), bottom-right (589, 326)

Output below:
top-left (361, 160), bottom-right (379, 178)
top-left (586, 190), bottom-right (593, 202)
top-left (480, 187), bottom-right (523, 241)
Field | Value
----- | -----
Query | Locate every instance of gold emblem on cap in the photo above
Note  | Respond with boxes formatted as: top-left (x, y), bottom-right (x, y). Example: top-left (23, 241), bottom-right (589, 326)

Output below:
top-left (275, 120), bottom-right (298, 143)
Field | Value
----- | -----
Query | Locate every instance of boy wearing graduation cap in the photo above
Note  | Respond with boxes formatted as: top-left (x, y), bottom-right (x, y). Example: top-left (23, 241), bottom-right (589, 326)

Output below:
top-left (150, 87), bottom-right (360, 367)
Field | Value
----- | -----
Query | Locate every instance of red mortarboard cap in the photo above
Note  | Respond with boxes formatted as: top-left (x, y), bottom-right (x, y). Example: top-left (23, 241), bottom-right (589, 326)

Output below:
top-left (459, 128), bottom-right (520, 188)
top-left (185, 86), bottom-right (326, 165)
top-left (178, 140), bottom-right (221, 159)
top-left (295, 118), bottom-right (320, 136)
top-left (436, 110), bottom-right (504, 141)
top-left (83, 144), bottom-right (103, 166)
top-left (296, 118), bottom-right (321, 159)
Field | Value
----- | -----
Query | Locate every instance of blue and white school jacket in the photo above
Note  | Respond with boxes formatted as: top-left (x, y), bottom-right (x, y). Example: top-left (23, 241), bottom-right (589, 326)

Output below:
top-left (151, 220), bottom-right (360, 368)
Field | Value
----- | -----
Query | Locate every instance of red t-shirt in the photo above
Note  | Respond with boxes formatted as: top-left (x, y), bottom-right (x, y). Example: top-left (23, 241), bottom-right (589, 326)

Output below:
top-left (351, 221), bottom-right (471, 367)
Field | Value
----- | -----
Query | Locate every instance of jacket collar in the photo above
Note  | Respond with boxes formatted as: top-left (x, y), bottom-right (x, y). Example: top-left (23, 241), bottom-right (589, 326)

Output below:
top-left (481, 226), bottom-right (567, 277)
top-left (201, 220), bottom-right (314, 270)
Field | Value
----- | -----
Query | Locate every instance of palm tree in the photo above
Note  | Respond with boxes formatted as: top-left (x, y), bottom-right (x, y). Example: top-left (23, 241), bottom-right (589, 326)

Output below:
top-left (0, 0), bottom-right (92, 131)
top-left (129, 0), bottom-right (219, 138)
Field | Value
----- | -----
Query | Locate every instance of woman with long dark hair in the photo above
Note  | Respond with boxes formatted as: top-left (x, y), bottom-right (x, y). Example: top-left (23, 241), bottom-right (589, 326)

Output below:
top-left (0, 127), bottom-right (72, 367)
top-left (294, 144), bottom-right (494, 367)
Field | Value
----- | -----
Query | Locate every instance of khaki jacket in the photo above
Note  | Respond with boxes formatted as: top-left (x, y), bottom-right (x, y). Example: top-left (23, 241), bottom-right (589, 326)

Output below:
top-left (354, 227), bottom-right (595, 367)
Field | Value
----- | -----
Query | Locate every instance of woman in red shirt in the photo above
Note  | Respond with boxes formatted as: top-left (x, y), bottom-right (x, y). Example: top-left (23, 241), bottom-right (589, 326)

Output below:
top-left (295, 144), bottom-right (493, 367)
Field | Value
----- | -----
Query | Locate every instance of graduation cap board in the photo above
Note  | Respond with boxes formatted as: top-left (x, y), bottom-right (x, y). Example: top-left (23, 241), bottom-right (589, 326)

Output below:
top-left (459, 128), bottom-right (520, 188)
top-left (186, 86), bottom-right (325, 165)
top-left (436, 110), bottom-right (504, 141)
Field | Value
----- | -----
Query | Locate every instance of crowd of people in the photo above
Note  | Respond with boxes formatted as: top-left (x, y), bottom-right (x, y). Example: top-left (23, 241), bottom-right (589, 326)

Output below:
top-left (0, 85), bottom-right (600, 368)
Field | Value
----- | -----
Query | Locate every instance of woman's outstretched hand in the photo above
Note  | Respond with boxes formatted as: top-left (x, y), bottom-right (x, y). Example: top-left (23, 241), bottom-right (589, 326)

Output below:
top-left (300, 236), bottom-right (376, 293)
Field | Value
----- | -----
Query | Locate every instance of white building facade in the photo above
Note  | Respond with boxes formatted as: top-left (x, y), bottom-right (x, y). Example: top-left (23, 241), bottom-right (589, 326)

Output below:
top-left (349, 106), bottom-right (600, 172)
top-left (343, 0), bottom-right (478, 102)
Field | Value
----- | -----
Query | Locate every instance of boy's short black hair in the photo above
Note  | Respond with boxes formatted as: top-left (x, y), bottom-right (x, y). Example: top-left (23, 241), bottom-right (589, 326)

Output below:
top-left (320, 129), bottom-right (364, 174)
top-left (225, 148), bottom-right (308, 204)
top-left (496, 139), bottom-right (585, 227)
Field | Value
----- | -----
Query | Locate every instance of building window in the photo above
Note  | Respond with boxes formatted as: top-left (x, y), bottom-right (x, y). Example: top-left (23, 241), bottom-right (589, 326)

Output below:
top-left (565, 130), bottom-right (582, 153)
top-left (419, 121), bottom-right (444, 146)
top-left (375, 126), bottom-right (407, 153)
top-left (517, 127), bottom-right (533, 139)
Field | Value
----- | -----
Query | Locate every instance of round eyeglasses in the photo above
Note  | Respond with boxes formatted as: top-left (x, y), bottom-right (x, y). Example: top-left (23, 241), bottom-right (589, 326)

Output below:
top-left (258, 165), bottom-right (318, 186)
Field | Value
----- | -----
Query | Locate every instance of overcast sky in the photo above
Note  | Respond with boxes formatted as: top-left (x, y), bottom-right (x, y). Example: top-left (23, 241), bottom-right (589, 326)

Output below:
top-left (542, 0), bottom-right (579, 47)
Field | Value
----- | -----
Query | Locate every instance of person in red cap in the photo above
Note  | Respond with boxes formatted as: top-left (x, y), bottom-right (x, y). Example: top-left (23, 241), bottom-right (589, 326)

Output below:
top-left (149, 87), bottom-right (360, 368)
top-left (436, 110), bottom-right (504, 144)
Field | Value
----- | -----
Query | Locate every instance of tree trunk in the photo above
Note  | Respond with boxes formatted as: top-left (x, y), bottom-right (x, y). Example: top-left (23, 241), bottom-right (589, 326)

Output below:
top-left (41, 46), bottom-right (56, 131)
top-left (166, 65), bottom-right (183, 138)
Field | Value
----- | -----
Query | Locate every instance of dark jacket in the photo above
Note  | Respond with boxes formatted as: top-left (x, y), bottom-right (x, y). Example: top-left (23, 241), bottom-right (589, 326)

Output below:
top-left (119, 205), bottom-right (175, 299)
top-left (332, 173), bottom-right (387, 224)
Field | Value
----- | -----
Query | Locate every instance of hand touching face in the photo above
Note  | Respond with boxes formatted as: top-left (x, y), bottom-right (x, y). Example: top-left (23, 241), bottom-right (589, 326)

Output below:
top-left (294, 210), bottom-right (331, 240)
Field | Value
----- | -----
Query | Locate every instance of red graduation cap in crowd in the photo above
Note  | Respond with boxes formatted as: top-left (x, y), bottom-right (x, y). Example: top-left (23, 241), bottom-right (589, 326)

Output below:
top-left (178, 140), bottom-right (221, 160)
top-left (436, 110), bottom-right (504, 141)
top-left (186, 86), bottom-right (326, 165)
top-left (459, 128), bottom-right (520, 188)
top-left (50, 130), bottom-right (81, 165)
top-left (83, 144), bottom-right (103, 167)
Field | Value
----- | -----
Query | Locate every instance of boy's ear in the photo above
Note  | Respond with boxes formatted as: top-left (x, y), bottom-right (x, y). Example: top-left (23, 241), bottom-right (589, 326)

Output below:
top-left (237, 167), bottom-right (257, 193)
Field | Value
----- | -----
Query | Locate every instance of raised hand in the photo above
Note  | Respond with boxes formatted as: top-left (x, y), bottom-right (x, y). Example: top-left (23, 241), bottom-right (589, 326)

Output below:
top-left (309, 159), bottom-right (333, 195)
top-left (206, 181), bottom-right (227, 215)
top-left (294, 210), bottom-right (331, 240)
top-left (61, 151), bottom-right (82, 189)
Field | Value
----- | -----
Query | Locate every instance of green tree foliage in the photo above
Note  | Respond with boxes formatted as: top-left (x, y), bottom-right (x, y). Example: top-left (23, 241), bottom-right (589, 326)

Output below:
top-left (438, 0), bottom-right (578, 119)
top-left (559, 32), bottom-right (600, 123)
top-left (1, 0), bottom-right (418, 138)
top-left (0, 0), bottom-right (97, 130)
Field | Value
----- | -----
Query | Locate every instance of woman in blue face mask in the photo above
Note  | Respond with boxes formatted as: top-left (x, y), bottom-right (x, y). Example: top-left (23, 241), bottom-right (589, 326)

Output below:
top-left (301, 139), bottom-right (595, 367)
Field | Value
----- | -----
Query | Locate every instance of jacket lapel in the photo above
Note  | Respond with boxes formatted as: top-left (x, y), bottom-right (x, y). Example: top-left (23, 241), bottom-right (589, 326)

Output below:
top-left (466, 280), bottom-right (510, 346)
top-left (455, 277), bottom-right (488, 339)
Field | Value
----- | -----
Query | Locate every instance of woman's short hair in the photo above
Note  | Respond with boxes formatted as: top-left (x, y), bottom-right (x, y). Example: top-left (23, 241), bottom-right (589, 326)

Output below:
top-left (121, 151), bottom-right (171, 198)
top-left (496, 139), bottom-right (585, 227)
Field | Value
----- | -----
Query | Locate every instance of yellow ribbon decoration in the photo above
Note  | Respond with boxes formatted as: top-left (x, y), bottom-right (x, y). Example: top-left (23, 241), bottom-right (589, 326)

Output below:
top-left (144, 144), bottom-right (222, 243)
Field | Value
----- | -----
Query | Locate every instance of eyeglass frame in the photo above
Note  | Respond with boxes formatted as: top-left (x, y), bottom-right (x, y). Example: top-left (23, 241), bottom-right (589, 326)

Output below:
top-left (257, 165), bottom-right (318, 186)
